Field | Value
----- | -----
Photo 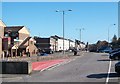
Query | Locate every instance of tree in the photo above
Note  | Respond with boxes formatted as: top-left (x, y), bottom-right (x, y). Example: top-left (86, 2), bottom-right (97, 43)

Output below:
top-left (96, 40), bottom-right (101, 49)
top-left (100, 41), bottom-right (108, 47)
top-left (95, 40), bottom-right (108, 50)
top-left (112, 34), bottom-right (117, 43)
top-left (111, 35), bottom-right (118, 49)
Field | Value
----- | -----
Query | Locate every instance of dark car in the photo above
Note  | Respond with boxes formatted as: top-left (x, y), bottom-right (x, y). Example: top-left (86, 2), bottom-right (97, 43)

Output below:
top-left (97, 46), bottom-right (107, 53)
top-left (109, 49), bottom-right (118, 54)
top-left (115, 62), bottom-right (120, 74)
top-left (109, 48), bottom-right (120, 54)
top-left (43, 48), bottom-right (54, 54)
top-left (109, 51), bottom-right (120, 60)
top-left (102, 47), bottom-right (112, 53)
top-left (97, 47), bottom-right (112, 53)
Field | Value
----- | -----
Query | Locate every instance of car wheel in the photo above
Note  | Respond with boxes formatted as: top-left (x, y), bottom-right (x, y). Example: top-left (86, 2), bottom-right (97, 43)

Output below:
top-left (115, 56), bottom-right (119, 60)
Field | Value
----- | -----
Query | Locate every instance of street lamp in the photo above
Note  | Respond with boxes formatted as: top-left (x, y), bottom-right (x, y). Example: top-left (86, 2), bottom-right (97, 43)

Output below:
top-left (79, 28), bottom-right (84, 42)
top-left (56, 9), bottom-right (72, 54)
top-left (108, 24), bottom-right (116, 44)
top-left (76, 28), bottom-right (84, 51)
top-left (76, 28), bottom-right (84, 42)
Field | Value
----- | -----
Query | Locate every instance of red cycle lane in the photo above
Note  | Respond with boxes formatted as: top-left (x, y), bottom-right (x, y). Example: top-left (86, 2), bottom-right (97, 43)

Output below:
top-left (32, 59), bottom-right (68, 71)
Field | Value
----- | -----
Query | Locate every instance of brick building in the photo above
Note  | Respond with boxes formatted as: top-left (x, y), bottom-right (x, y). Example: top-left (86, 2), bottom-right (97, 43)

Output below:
top-left (4, 26), bottom-right (37, 57)
top-left (0, 20), bottom-right (6, 58)
top-left (34, 37), bottom-right (56, 54)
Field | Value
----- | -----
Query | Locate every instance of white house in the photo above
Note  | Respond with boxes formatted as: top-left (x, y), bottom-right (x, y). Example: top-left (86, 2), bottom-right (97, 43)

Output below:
top-left (57, 38), bottom-right (63, 51)
top-left (75, 39), bottom-right (86, 50)
top-left (80, 43), bottom-right (86, 49)
top-left (53, 35), bottom-right (75, 51)
top-left (69, 39), bottom-right (75, 49)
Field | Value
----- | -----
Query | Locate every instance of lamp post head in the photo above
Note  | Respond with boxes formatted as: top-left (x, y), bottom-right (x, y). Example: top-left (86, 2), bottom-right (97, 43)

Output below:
top-left (56, 9), bottom-right (72, 12)
top-left (68, 9), bottom-right (72, 11)
top-left (56, 10), bottom-right (59, 12)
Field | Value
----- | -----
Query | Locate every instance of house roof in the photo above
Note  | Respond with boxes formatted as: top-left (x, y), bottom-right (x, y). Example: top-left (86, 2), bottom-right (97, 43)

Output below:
top-left (19, 37), bottom-right (31, 48)
top-left (51, 35), bottom-right (68, 40)
top-left (68, 39), bottom-right (74, 42)
top-left (0, 20), bottom-right (6, 27)
top-left (5, 26), bottom-right (24, 32)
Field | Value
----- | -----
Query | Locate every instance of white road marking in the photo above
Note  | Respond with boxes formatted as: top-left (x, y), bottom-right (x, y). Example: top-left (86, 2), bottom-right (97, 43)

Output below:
top-left (40, 63), bottom-right (60, 72)
top-left (105, 60), bottom-right (112, 84)
top-left (47, 59), bottom-right (74, 71)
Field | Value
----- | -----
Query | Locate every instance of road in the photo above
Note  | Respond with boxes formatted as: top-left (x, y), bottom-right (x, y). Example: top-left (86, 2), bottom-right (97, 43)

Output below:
top-left (2, 52), bottom-right (120, 83)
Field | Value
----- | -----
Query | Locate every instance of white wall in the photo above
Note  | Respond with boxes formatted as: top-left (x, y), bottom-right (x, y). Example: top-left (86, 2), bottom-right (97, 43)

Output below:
top-left (57, 39), bottom-right (74, 51)
top-left (80, 43), bottom-right (86, 49)
top-left (58, 39), bottom-right (63, 51)
top-left (64, 39), bottom-right (69, 50)
top-left (70, 41), bottom-right (75, 48)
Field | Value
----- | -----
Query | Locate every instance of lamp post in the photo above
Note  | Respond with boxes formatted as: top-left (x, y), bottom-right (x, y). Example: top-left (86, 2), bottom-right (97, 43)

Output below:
top-left (56, 9), bottom-right (72, 54)
top-left (76, 28), bottom-right (84, 50)
top-left (108, 24), bottom-right (116, 44)
top-left (76, 28), bottom-right (84, 42)
top-left (79, 28), bottom-right (84, 42)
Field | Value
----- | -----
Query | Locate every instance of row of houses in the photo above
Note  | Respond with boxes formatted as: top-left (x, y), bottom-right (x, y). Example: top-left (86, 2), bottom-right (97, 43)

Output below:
top-left (0, 20), bottom-right (86, 58)
top-left (34, 35), bottom-right (76, 52)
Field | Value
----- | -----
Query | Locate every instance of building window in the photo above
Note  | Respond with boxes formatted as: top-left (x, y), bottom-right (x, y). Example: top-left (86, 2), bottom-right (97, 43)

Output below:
top-left (16, 37), bottom-right (19, 40)
top-left (5, 34), bottom-right (8, 37)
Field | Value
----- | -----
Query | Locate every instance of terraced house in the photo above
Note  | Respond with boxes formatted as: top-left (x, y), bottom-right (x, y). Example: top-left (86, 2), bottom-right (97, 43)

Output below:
top-left (4, 26), bottom-right (38, 57)
top-left (0, 20), bottom-right (38, 58)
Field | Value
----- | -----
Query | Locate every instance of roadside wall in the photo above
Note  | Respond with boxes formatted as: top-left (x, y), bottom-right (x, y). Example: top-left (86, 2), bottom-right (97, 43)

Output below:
top-left (0, 61), bottom-right (32, 74)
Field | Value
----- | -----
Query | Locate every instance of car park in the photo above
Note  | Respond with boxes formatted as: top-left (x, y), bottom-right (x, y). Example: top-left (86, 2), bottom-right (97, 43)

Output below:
top-left (115, 61), bottom-right (120, 74)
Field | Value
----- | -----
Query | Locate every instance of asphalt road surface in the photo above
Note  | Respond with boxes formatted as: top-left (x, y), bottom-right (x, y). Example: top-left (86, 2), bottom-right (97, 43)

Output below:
top-left (2, 52), bottom-right (120, 83)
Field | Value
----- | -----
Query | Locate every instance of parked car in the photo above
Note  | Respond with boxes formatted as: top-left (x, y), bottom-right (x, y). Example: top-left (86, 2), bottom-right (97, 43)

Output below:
top-left (102, 47), bottom-right (112, 53)
top-left (109, 48), bottom-right (120, 54)
top-left (115, 62), bottom-right (120, 74)
top-left (97, 46), bottom-right (107, 53)
top-left (43, 48), bottom-right (54, 54)
top-left (97, 47), bottom-right (112, 53)
top-left (88, 44), bottom-right (97, 52)
top-left (109, 50), bottom-right (120, 60)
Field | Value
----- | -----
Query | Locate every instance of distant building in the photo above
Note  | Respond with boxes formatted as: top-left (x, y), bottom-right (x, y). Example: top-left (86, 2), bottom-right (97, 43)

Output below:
top-left (34, 35), bottom-right (75, 52)
top-left (52, 35), bottom-right (75, 51)
top-left (34, 37), bottom-right (56, 53)
top-left (75, 39), bottom-right (86, 50)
